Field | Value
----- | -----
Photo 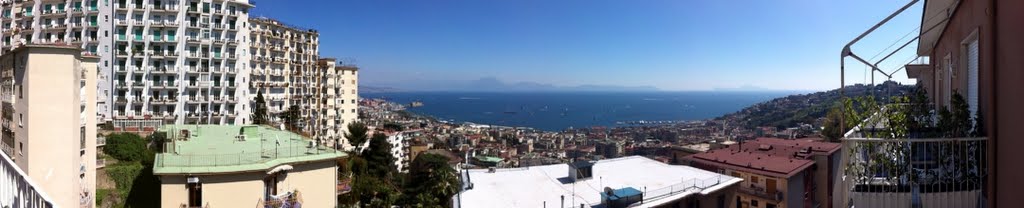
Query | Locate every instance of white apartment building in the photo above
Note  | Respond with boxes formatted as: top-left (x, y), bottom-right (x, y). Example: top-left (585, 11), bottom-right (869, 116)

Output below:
top-left (385, 131), bottom-right (409, 173)
top-left (109, 0), bottom-right (253, 127)
top-left (0, 45), bottom-right (98, 208)
top-left (0, 0), bottom-right (111, 125)
top-left (0, 0), bottom-right (359, 143)
top-left (313, 58), bottom-right (358, 150)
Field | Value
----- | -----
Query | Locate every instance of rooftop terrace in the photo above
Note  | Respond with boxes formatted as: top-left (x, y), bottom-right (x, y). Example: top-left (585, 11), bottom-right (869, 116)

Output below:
top-left (153, 125), bottom-right (346, 175)
top-left (455, 156), bottom-right (741, 208)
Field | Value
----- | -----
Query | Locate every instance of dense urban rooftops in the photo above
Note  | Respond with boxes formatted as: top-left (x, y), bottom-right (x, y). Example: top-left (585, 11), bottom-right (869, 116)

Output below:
top-left (686, 137), bottom-right (840, 178)
top-left (153, 125), bottom-right (346, 175)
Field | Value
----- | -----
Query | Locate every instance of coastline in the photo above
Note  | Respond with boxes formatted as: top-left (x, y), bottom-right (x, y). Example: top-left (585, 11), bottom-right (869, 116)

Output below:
top-left (363, 91), bottom-right (784, 131)
top-left (375, 98), bottom-right (704, 133)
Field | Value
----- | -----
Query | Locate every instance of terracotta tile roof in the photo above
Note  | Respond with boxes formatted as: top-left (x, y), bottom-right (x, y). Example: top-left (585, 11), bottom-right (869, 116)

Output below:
top-left (684, 137), bottom-right (840, 178)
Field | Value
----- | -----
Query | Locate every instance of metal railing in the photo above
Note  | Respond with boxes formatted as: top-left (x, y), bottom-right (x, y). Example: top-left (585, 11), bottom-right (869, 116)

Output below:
top-left (157, 135), bottom-right (337, 168)
top-left (840, 136), bottom-right (987, 208)
top-left (1, 150), bottom-right (55, 208)
top-left (837, 105), bottom-right (988, 208)
top-left (642, 175), bottom-right (726, 202)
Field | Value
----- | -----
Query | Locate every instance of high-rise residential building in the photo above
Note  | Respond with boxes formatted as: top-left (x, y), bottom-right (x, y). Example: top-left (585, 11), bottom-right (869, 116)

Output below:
top-left (0, 45), bottom-right (98, 207)
top-left (0, 0), bottom-right (360, 146)
top-left (109, 0), bottom-right (254, 128)
top-left (313, 58), bottom-right (358, 150)
top-left (0, 0), bottom-right (110, 124)
top-left (247, 17), bottom-right (318, 124)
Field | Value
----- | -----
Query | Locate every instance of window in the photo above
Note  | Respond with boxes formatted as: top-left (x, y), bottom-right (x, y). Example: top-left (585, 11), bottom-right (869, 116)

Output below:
top-left (943, 54), bottom-right (953, 107)
top-left (962, 30), bottom-right (979, 120)
top-left (751, 200), bottom-right (759, 207)
top-left (766, 203), bottom-right (777, 208)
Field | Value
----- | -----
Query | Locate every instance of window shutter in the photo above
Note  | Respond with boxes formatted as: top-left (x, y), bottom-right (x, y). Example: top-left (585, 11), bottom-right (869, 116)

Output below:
top-left (967, 40), bottom-right (979, 119)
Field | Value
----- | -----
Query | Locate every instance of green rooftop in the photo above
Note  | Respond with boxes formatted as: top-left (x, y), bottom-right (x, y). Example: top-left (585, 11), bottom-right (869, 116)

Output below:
top-left (153, 125), bottom-right (347, 175)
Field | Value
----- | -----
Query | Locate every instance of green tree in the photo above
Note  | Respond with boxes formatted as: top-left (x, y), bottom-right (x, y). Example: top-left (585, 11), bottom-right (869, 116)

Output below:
top-left (365, 133), bottom-right (397, 178)
top-left (251, 91), bottom-right (269, 125)
top-left (821, 106), bottom-right (845, 142)
top-left (345, 122), bottom-right (369, 151)
top-left (103, 133), bottom-right (151, 162)
top-left (279, 105), bottom-right (301, 132)
top-left (402, 153), bottom-right (460, 207)
top-left (937, 93), bottom-right (972, 138)
top-left (352, 176), bottom-right (399, 207)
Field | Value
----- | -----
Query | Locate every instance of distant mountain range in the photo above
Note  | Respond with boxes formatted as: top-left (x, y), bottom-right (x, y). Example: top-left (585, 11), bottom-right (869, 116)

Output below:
top-left (361, 77), bottom-right (660, 92)
top-left (717, 81), bottom-right (916, 128)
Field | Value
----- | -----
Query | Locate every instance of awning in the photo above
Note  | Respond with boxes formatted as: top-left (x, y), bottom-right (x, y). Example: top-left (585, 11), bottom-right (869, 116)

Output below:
top-left (267, 165), bottom-right (294, 175)
top-left (917, 0), bottom-right (959, 55)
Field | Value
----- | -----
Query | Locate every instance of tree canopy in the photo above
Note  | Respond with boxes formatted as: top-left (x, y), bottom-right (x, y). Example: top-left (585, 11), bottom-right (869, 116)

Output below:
top-left (251, 91), bottom-right (269, 125)
top-left (402, 153), bottom-right (460, 207)
top-left (103, 133), bottom-right (153, 164)
top-left (279, 105), bottom-right (302, 133)
top-left (345, 122), bottom-right (369, 151)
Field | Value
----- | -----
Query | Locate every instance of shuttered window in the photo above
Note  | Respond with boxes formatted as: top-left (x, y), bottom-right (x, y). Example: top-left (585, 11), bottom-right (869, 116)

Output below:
top-left (967, 40), bottom-right (979, 119)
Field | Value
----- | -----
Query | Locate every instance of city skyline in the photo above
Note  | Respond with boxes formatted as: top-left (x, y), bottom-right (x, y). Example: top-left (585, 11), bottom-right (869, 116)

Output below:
top-left (253, 0), bottom-right (923, 91)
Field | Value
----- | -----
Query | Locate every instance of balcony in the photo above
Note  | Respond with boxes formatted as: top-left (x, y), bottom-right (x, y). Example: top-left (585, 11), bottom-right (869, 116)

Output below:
top-left (1, 150), bottom-right (56, 207)
top-left (738, 185), bottom-right (783, 202)
top-left (837, 104), bottom-right (988, 208)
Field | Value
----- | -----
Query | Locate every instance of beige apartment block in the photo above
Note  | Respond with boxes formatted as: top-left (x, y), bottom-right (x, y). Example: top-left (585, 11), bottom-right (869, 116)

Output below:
top-left (153, 125), bottom-right (345, 208)
top-left (312, 58), bottom-right (358, 150)
top-left (0, 45), bottom-right (98, 208)
top-left (248, 17), bottom-right (318, 125)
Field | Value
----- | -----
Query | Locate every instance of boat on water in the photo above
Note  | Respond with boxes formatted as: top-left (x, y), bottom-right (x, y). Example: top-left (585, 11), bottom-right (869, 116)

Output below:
top-left (410, 101), bottom-right (424, 107)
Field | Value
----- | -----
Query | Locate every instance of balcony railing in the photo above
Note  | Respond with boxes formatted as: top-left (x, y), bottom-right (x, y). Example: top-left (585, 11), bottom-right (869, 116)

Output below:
top-left (1, 149), bottom-right (56, 208)
top-left (155, 136), bottom-right (339, 168)
top-left (836, 105), bottom-right (988, 208)
top-left (96, 158), bottom-right (106, 168)
top-left (839, 136), bottom-right (987, 208)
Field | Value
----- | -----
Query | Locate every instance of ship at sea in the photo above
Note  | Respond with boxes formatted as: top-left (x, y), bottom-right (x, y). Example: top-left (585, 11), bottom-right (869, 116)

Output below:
top-left (410, 101), bottom-right (424, 107)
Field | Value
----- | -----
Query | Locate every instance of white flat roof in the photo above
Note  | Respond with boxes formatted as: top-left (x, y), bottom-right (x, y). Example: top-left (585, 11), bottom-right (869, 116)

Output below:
top-left (455, 156), bottom-right (742, 208)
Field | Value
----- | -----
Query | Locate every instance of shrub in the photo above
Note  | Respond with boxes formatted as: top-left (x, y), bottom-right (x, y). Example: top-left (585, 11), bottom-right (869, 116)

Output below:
top-left (106, 162), bottom-right (144, 195)
top-left (103, 133), bottom-right (150, 162)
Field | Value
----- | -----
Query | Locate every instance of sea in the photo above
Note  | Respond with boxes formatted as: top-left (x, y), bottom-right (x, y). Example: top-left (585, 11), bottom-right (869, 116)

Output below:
top-left (363, 91), bottom-right (798, 132)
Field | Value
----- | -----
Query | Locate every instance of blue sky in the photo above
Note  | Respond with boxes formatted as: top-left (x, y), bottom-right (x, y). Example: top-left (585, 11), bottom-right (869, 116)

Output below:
top-left (252, 0), bottom-right (923, 91)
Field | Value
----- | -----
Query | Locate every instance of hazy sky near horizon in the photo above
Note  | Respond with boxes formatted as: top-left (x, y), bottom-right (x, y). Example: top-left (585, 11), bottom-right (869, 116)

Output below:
top-left (253, 0), bottom-right (923, 91)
